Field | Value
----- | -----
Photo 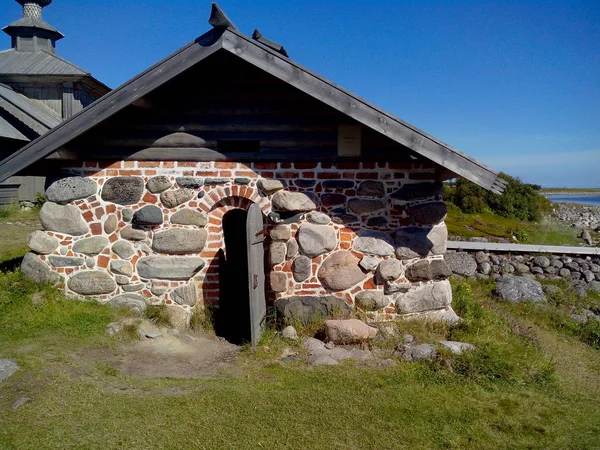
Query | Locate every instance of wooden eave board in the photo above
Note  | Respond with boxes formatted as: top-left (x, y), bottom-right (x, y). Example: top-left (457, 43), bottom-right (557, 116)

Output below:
top-left (0, 26), bottom-right (502, 193)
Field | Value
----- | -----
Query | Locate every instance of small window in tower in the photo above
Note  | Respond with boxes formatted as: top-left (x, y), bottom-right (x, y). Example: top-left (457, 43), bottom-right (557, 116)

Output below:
top-left (217, 140), bottom-right (260, 153)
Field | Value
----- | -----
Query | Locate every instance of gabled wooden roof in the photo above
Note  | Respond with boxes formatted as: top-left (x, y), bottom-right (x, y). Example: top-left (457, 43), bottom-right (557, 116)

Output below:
top-left (0, 5), bottom-right (506, 193)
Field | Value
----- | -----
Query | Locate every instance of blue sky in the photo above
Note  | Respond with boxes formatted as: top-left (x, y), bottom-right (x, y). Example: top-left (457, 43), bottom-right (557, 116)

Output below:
top-left (2, 0), bottom-right (598, 187)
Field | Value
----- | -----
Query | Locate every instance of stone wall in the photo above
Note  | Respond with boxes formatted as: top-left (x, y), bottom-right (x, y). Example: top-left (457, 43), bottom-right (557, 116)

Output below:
top-left (22, 160), bottom-right (456, 324)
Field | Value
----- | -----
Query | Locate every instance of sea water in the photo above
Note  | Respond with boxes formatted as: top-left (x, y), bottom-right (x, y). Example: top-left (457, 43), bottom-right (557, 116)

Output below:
top-left (546, 195), bottom-right (600, 207)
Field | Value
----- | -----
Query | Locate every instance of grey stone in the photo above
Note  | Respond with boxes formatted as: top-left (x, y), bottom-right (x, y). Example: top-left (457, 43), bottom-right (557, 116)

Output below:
top-left (48, 256), bottom-right (85, 267)
top-left (294, 180), bottom-right (316, 188)
top-left (531, 266), bottom-right (544, 275)
top-left (103, 214), bottom-right (118, 234)
top-left (109, 294), bottom-right (148, 315)
top-left (308, 354), bottom-right (338, 366)
top-left (146, 176), bottom-right (172, 193)
top-left (132, 205), bottom-right (163, 226)
top-left (478, 262), bottom-right (492, 275)
top-left (402, 306), bottom-right (462, 326)
top-left (112, 240), bottom-right (135, 259)
top-left (501, 263), bottom-right (515, 274)
top-left (45, 176), bottom-right (97, 204)
top-left (395, 279), bottom-right (452, 313)
top-left (359, 256), bottom-right (380, 271)
top-left (331, 213), bottom-right (360, 224)
top-left (27, 230), bottom-right (59, 254)
top-left (270, 225), bottom-right (291, 241)
top-left (73, 236), bottom-right (108, 255)
top-left (367, 216), bottom-right (389, 227)
top-left (160, 188), bottom-right (194, 208)
top-left (0, 359), bottom-right (19, 382)
top-left (176, 177), bottom-right (203, 188)
top-left (101, 177), bottom-right (144, 205)
top-left (409, 202), bottom-right (447, 225)
top-left (292, 255), bottom-right (312, 282)
top-left (395, 224), bottom-right (447, 260)
top-left (85, 257), bottom-right (95, 268)
top-left (405, 259), bottom-right (452, 282)
top-left (582, 230), bottom-right (593, 245)
top-left (376, 258), bottom-right (403, 283)
top-left (494, 275), bottom-right (547, 303)
top-left (21, 253), bottom-right (61, 284)
top-left (110, 260), bottom-right (133, 277)
top-left (281, 325), bottom-right (298, 340)
top-left (355, 290), bottom-right (389, 310)
top-left (272, 190), bottom-right (318, 212)
top-left (170, 209), bottom-right (207, 227)
top-left (516, 263), bottom-right (530, 274)
top-left (357, 181), bottom-right (385, 197)
top-left (68, 271), bottom-right (117, 295)
top-left (122, 208), bottom-right (134, 222)
top-left (551, 259), bottom-right (564, 269)
top-left (122, 284), bottom-right (144, 292)
top-left (322, 180), bottom-right (354, 190)
top-left (302, 337), bottom-right (326, 353)
top-left (167, 304), bottom-right (192, 330)
top-left (445, 252), bottom-right (477, 276)
top-left (583, 270), bottom-right (595, 282)
top-left (306, 211), bottom-right (331, 225)
top-left (270, 272), bottom-right (288, 292)
top-left (39, 202), bottom-right (88, 236)
top-left (234, 177), bottom-right (251, 185)
top-left (353, 230), bottom-right (394, 256)
top-left (439, 341), bottom-right (475, 354)
top-left (325, 319), bottom-right (378, 344)
top-left (257, 179), bottom-right (284, 195)
top-left (137, 257), bottom-right (205, 280)
top-left (120, 226), bottom-right (147, 241)
top-left (589, 281), bottom-right (600, 294)
top-left (297, 223), bottom-right (336, 258)
top-left (151, 282), bottom-right (168, 296)
top-left (270, 242), bottom-right (287, 266)
top-left (204, 178), bottom-right (228, 185)
top-left (348, 198), bottom-right (386, 215)
top-left (533, 256), bottom-right (550, 268)
top-left (11, 397), bottom-right (30, 409)
top-left (475, 251), bottom-right (488, 264)
top-left (403, 344), bottom-right (438, 361)
top-left (276, 296), bottom-right (352, 325)
top-left (318, 251), bottom-right (366, 291)
top-left (171, 284), bottom-right (197, 307)
top-left (321, 194), bottom-right (346, 206)
top-left (390, 182), bottom-right (443, 202)
top-left (286, 239), bottom-right (298, 259)
top-left (60, 246), bottom-right (67, 255)
top-left (152, 229), bottom-right (207, 254)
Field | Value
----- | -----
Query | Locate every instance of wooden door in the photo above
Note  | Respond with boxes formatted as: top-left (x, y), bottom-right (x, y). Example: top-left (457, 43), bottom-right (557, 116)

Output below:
top-left (246, 203), bottom-right (266, 349)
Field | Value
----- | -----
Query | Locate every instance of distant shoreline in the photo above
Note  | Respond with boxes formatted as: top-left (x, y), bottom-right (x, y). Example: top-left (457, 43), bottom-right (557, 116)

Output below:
top-left (542, 191), bottom-right (600, 196)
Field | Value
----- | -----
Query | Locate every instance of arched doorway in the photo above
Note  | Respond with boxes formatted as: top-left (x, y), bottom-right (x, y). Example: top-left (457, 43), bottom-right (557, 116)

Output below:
top-left (216, 204), bottom-right (266, 346)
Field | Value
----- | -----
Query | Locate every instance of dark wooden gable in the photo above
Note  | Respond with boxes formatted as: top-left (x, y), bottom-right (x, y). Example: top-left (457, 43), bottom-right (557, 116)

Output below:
top-left (57, 51), bottom-right (421, 163)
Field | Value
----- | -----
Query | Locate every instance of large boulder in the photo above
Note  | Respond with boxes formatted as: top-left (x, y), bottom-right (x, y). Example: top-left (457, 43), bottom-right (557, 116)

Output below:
top-left (395, 279), bottom-right (452, 313)
top-left (395, 224), bottom-right (447, 260)
top-left (269, 272), bottom-right (288, 292)
top-left (376, 258), bottom-right (403, 283)
top-left (325, 319), bottom-right (378, 344)
top-left (306, 211), bottom-right (331, 225)
top-left (494, 276), bottom-right (547, 303)
top-left (132, 205), bottom-right (163, 226)
top-left (48, 256), bottom-right (85, 267)
top-left (353, 230), bottom-right (394, 256)
top-left (391, 182), bottom-right (443, 202)
top-left (110, 260), bottom-right (133, 277)
top-left (39, 202), bottom-right (89, 236)
top-left (318, 251), bottom-right (366, 291)
top-left (109, 294), bottom-right (148, 315)
top-left (45, 176), bottom-right (97, 204)
top-left (120, 226), bottom-right (147, 241)
top-left (272, 191), bottom-right (317, 212)
top-left (297, 223), bottom-right (336, 258)
top-left (160, 188), bottom-right (194, 208)
top-left (257, 179), bottom-right (284, 195)
top-left (408, 202), bottom-right (447, 225)
top-left (151, 229), bottom-right (207, 254)
top-left (171, 209), bottom-right (207, 227)
top-left (101, 177), bottom-right (144, 205)
top-left (270, 225), bottom-right (291, 241)
top-left (269, 242), bottom-right (287, 266)
top-left (355, 290), bottom-right (389, 310)
top-left (166, 304), bottom-right (192, 330)
top-left (137, 256), bottom-right (204, 280)
top-left (357, 181), bottom-right (385, 197)
top-left (275, 295), bottom-right (351, 325)
top-left (68, 271), bottom-right (117, 295)
top-left (348, 199), bottom-right (386, 215)
top-left (444, 252), bottom-right (477, 276)
top-left (72, 236), bottom-right (108, 255)
top-left (112, 240), bottom-right (135, 259)
top-left (401, 305), bottom-right (462, 325)
top-left (146, 175), bottom-right (172, 193)
top-left (27, 231), bottom-right (59, 254)
top-left (21, 253), bottom-right (61, 284)
top-left (292, 255), bottom-right (312, 282)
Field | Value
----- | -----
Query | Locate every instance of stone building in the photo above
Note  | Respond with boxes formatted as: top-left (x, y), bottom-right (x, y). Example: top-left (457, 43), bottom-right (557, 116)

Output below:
top-left (0, 5), bottom-right (505, 346)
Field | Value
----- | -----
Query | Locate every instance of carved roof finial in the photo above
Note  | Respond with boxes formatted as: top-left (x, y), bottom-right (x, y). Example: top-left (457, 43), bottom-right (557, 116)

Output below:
top-left (208, 3), bottom-right (238, 31)
top-left (16, 0), bottom-right (52, 20)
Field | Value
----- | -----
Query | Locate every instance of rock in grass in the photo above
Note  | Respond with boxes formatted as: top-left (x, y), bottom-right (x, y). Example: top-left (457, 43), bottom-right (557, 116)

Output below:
top-left (325, 319), bottom-right (378, 344)
top-left (494, 275), bottom-right (547, 303)
top-left (0, 359), bottom-right (19, 382)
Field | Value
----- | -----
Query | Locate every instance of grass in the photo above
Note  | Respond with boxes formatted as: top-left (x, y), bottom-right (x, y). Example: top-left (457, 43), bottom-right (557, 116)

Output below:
top-left (0, 205), bottom-right (41, 266)
top-left (445, 203), bottom-right (581, 245)
top-left (0, 272), bottom-right (599, 449)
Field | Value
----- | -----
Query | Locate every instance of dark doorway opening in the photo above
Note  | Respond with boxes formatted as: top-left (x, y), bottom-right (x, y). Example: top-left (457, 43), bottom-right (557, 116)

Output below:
top-left (215, 209), bottom-right (251, 345)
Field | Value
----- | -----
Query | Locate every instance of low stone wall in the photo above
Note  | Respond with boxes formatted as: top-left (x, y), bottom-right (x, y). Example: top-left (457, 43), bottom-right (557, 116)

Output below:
top-left (445, 249), bottom-right (600, 292)
top-left (21, 160), bottom-right (458, 325)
